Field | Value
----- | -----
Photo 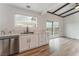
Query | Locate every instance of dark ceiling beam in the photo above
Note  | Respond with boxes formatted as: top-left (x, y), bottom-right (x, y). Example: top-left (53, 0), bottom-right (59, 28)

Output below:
top-left (54, 13), bottom-right (64, 18)
top-left (62, 11), bottom-right (79, 17)
top-left (47, 11), bottom-right (64, 18)
top-left (59, 4), bottom-right (78, 16)
top-left (51, 3), bottom-right (70, 14)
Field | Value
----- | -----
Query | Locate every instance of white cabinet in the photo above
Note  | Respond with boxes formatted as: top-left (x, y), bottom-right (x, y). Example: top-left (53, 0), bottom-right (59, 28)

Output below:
top-left (30, 34), bottom-right (38, 49)
top-left (19, 34), bottom-right (39, 52)
top-left (45, 34), bottom-right (50, 44)
top-left (19, 35), bottom-right (30, 52)
top-left (38, 33), bottom-right (47, 46)
top-left (19, 33), bottom-right (49, 53)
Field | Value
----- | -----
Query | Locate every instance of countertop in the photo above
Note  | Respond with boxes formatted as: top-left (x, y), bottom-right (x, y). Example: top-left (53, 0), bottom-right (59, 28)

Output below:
top-left (0, 34), bottom-right (20, 40)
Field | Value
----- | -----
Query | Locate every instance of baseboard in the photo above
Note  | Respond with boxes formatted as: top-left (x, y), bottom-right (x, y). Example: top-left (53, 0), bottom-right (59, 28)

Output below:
top-left (64, 36), bottom-right (79, 41)
top-left (60, 36), bottom-right (67, 38)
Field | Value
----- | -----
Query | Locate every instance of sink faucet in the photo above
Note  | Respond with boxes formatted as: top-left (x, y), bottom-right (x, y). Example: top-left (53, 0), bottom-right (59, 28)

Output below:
top-left (8, 31), bottom-right (12, 34)
top-left (1, 30), bottom-right (5, 35)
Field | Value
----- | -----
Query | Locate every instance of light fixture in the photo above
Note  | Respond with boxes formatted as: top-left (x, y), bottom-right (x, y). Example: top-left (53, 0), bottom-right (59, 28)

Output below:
top-left (75, 3), bottom-right (79, 9)
top-left (75, 6), bottom-right (79, 9)
top-left (26, 5), bottom-right (31, 8)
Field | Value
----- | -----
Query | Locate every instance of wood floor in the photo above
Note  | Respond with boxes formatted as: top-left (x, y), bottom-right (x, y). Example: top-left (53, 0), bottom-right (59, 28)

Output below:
top-left (15, 37), bottom-right (79, 56)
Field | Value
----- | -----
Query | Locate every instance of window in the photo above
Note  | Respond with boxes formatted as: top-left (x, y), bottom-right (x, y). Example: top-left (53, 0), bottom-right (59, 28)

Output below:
top-left (46, 21), bottom-right (60, 38)
top-left (46, 21), bottom-right (53, 29)
top-left (15, 14), bottom-right (37, 28)
top-left (46, 21), bottom-right (53, 35)
top-left (53, 22), bottom-right (60, 37)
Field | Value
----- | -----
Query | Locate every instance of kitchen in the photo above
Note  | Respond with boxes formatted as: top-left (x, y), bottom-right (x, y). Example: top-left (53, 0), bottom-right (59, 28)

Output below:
top-left (0, 3), bottom-right (64, 56)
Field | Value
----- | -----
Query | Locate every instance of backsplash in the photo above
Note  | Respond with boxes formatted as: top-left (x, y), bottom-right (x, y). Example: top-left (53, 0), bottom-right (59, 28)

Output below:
top-left (0, 27), bottom-right (46, 35)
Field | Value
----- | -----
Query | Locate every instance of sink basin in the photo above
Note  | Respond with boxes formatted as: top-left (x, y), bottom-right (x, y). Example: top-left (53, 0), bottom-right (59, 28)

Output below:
top-left (21, 32), bottom-right (34, 34)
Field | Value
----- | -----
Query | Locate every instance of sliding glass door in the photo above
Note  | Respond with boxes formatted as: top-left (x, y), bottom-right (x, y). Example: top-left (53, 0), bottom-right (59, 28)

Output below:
top-left (53, 22), bottom-right (60, 37)
top-left (46, 21), bottom-right (60, 38)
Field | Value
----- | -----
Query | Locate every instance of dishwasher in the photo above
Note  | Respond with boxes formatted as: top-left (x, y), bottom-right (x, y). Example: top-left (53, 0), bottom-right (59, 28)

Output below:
top-left (0, 35), bottom-right (19, 56)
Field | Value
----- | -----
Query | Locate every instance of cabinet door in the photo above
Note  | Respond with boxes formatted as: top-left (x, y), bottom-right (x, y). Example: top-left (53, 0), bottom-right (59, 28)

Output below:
top-left (45, 33), bottom-right (50, 44)
top-left (19, 35), bottom-right (30, 52)
top-left (39, 33), bottom-right (47, 46)
top-left (30, 34), bottom-right (38, 49)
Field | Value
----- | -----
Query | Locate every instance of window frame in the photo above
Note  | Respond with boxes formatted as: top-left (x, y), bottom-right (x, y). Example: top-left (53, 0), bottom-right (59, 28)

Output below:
top-left (14, 14), bottom-right (37, 28)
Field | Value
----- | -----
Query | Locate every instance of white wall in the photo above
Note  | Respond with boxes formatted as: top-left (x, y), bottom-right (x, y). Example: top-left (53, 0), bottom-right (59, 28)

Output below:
top-left (64, 12), bottom-right (79, 39)
top-left (0, 4), bottom-right (64, 36)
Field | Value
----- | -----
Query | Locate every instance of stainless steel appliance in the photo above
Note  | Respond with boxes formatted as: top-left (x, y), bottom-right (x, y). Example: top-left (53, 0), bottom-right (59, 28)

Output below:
top-left (0, 35), bottom-right (19, 56)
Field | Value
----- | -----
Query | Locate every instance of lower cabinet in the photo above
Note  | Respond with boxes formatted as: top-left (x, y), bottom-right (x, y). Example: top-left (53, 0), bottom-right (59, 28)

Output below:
top-left (19, 35), bottom-right (30, 52)
top-left (19, 34), bottom-right (49, 53)
top-left (29, 34), bottom-right (38, 49)
top-left (38, 33), bottom-right (48, 46)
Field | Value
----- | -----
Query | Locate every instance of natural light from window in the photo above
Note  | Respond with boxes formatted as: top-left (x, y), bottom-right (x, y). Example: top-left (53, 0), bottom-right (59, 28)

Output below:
top-left (15, 14), bottom-right (37, 28)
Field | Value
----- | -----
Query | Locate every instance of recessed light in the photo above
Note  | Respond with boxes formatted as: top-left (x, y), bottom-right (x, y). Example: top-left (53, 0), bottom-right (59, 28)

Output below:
top-left (75, 6), bottom-right (79, 9)
top-left (75, 3), bottom-right (79, 10)
top-left (26, 5), bottom-right (31, 8)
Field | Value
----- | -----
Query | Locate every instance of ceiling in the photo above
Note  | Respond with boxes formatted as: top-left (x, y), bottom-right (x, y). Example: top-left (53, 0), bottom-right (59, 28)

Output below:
top-left (6, 3), bottom-right (54, 13)
top-left (6, 3), bottom-right (79, 18)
